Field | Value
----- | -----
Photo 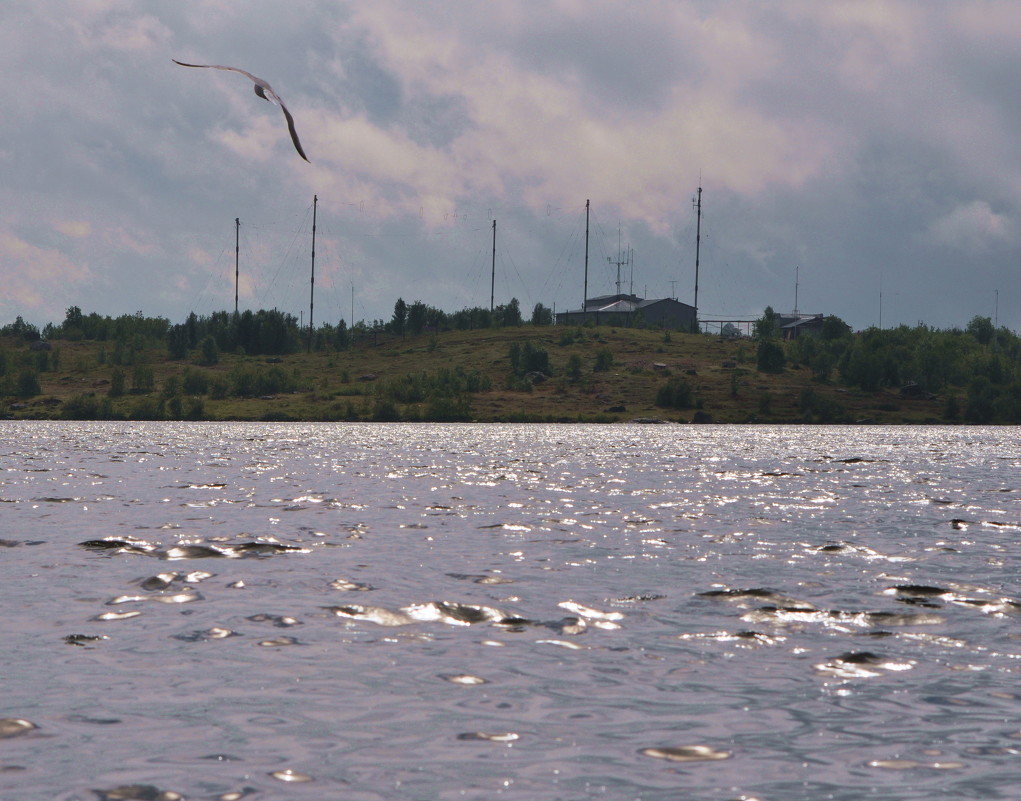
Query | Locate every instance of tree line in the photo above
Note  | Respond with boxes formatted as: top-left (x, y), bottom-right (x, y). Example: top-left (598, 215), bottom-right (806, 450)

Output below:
top-left (2, 301), bottom-right (1020, 423)
top-left (749, 306), bottom-right (1021, 423)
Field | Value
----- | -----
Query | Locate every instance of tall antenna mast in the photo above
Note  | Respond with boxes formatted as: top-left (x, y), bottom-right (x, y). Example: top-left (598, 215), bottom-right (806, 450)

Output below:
top-left (693, 184), bottom-right (702, 333)
top-left (234, 217), bottom-right (240, 314)
top-left (490, 219), bottom-right (496, 313)
top-left (583, 199), bottom-right (590, 315)
top-left (609, 224), bottom-right (626, 296)
top-left (308, 194), bottom-right (317, 353)
top-left (794, 265), bottom-right (800, 315)
top-left (629, 246), bottom-right (634, 297)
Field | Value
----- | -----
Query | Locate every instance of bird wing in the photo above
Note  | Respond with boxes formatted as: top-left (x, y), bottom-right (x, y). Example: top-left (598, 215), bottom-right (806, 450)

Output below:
top-left (278, 101), bottom-right (310, 163)
top-left (172, 59), bottom-right (265, 89)
top-left (173, 59), bottom-right (310, 163)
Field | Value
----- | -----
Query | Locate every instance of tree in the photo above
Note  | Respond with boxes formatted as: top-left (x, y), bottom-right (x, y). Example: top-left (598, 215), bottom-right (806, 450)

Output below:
top-left (822, 315), bottom-right (851, 340)
top-left (392, 298), bottom-right (408, 339)
top-left (497, 298), bottom-right (522, 327)
top-left (333, 319), bottom-right (350, 350)
top-left (408, 301), bottom-right (428, 335)
top-left (199, 335), bottom-right (219, 366)
top-left (531, 303), bottom-right (553, 326)
top-left (966, 315), bottom-right (994, 346)
top-left (753, 306), bottom-right (779, 339)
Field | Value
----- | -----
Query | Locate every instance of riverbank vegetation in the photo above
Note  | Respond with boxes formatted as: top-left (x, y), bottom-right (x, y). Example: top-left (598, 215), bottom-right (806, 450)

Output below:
top-left (1, 302), bottom-right (1019, 424)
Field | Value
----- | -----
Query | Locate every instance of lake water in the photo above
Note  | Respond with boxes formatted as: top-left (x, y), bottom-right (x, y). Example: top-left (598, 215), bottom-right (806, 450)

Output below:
top-left (1, 421), bottom-right (1020, 801)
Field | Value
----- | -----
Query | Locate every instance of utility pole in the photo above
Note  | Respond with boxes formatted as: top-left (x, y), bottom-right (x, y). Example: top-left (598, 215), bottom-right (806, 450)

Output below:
top-left (583, 199), bottom-right (590, 318)
top-left (693, 184), bottom-right (702, 333)
top-left (490, 219), bottom-right (496, 313)
top-left (308, 194), bottom-right (317, 353)
top-left (234, 217), bottom-right (240, 315)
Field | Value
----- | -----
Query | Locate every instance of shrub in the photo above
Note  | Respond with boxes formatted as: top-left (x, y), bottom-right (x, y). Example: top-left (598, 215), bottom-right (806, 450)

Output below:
top-left (756, 340), bottom-right (786, 373)
top-left (656, 377), bottom-right (693, 409)
top-left (593, 347), bottom-right (614, 372)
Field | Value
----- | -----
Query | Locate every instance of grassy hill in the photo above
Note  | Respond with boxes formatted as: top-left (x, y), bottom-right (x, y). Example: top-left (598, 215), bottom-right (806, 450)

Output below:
top-left (1, 326), bottom-right (955, 424)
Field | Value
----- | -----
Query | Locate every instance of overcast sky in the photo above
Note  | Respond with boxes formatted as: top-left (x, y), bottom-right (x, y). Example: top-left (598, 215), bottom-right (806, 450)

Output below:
top-left (2, 1), bottom-right (1020, 333)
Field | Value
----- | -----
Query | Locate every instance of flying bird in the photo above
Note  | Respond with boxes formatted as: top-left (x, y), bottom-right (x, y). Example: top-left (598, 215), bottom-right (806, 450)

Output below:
top-left (172, 59), bottom-right (310, 163)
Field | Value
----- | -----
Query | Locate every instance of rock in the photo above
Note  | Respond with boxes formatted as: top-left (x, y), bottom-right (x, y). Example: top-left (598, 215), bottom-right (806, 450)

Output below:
top-left (691, 411), bottom-right (714, 424)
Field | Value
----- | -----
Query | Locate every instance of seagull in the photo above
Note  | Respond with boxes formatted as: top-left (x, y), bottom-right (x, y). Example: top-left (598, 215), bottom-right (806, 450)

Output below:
top-left (172, 59), bottom-right (310, 163)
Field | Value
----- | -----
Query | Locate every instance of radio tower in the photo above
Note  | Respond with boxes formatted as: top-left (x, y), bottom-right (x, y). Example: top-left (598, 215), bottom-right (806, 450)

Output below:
top-left (692, 184), bottom-right (702, 333)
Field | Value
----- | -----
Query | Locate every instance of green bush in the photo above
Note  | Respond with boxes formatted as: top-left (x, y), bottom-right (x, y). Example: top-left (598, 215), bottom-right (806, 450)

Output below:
top-left (756, 340), bottom-right (786, 373)
top-left (656, 377), bottom-right (693, 409)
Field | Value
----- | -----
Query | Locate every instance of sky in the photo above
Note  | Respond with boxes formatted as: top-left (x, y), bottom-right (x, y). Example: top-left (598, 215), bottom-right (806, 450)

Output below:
top-left (2, 1), bottom-right (1020, 334)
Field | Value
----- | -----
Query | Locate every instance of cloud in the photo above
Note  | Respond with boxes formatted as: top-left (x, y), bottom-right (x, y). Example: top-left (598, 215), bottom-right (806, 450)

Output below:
top-left (924, 200), bottom-right (1015, 253)
top-left (0, 229), bottom-right (92, 318)
top-left (55, 220), bottom-right (92, 238)
top-left (1, 1), bottom-right (1021, 332)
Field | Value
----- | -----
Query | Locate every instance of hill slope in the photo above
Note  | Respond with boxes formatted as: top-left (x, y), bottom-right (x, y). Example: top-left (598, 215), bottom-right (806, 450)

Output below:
top-left (1, 327), bottom-right (953, 424)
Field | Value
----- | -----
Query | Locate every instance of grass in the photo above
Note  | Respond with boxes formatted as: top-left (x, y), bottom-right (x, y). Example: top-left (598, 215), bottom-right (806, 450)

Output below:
top-left (2, 327), bottom-right (952, 424)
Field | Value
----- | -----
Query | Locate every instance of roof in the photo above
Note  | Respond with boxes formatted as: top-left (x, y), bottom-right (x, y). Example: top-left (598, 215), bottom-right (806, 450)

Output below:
top-left (560, 294), bottom-right (695, 315)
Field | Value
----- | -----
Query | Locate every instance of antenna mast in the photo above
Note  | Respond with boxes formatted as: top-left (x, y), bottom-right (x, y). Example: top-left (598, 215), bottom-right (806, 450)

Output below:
top-left (583, 199), bottom-right (590, 316)
top-left (308, 194), bottom-right (317, 353)
top-left (609, 224), bottom-right (627, 296)
top-left (693, 184), bottom-right (702, 333)
top-left (629, 246), bottom-right (634, 297)
top-left (234, 217), bottom-right (240, 314)
top-left (490, 219), bottom-right (496, 313)
top-left (794, 265), bottom-right (800, 316)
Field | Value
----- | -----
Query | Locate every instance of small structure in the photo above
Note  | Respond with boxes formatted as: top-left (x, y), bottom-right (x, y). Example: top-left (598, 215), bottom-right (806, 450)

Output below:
top-left (776, 313), bottom-right (825, 341)
top-left (556, 294), bottom-right (696, 330)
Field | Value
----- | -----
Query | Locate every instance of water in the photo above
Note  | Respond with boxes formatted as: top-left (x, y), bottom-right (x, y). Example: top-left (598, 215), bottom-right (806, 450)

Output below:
top-left (1, 421), bottom-right (1020, 801)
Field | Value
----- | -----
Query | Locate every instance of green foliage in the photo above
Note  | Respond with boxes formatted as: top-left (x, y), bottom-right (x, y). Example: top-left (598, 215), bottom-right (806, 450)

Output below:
top-left (391, 298), bottom-right (408, 337)
top-left (798, 386), bottom-right (846, 423)
top-left (62, 393), bottom-right (116, 420)
top-left (109, 369), bottom-right (126, 397)
top-left (965, 376), bottom-right (995, 423)
top-left (967, 315), bottom-right (994, 345)
top-left (656, 377), bottom-right (694, 409)
top-left (496, 298), bottom-right (522, 327)
top-left (0, 316), bottom-right (41, 341)
top-left (228, 365), bottom-right (296, 398)
top-left (408, 301), bottom-right (428, 335)
top-left (593, 347), bottom-right (614, 372)
top-left (131, 364), bottom-right (155, 394)
top-left (199, 335), bottom-right (219, 366)
top-left (756, 339), bottom-right (786, 373)
top-left (531, 303), bottom-right (553, 326)
top-left (753, 306), bottom-right (779, 339)
top-left (375, 367), bottom-right (491, 408)
top-left (16, 369), bottom-right (41, 398)
top-left (566, 353), bottom-right (583, 382)
top-left (182, 368), bottom-right (209, 395)
top-left (508, 341), bottom-right (551, 376)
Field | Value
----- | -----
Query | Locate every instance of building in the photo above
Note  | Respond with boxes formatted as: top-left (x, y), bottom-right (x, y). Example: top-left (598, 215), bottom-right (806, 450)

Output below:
top-left (556, 293), bottom-right (696, 330)
top-left (776, 312), bottom-right (826, 340)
